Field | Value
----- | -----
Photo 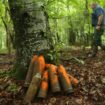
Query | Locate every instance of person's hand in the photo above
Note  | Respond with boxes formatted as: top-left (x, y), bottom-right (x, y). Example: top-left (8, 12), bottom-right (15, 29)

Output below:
top-left (96, 25), bottom-right (101, 30)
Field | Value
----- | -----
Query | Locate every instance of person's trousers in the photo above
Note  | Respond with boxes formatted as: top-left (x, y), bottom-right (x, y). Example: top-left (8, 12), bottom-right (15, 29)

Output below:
top-left (91, 26), bottom-right (105, 55)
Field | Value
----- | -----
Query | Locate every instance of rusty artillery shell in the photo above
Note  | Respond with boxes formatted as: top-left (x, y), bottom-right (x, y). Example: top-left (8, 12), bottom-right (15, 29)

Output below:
top-left (45, 64), bottom-right (51, 68)
top-left (68, 74), bottom-right (79, 86)
top-left (24, 73), bottom-right (41, 103)
top-left (24, 55), bottom-right (38, 87)
top-left (37, 70), bottom-right (49, 98)
top-left (47, 64), bottom-right (61, 93)
top-left (32, 55), bottom-right (45, 77)
top-left (58, 65), bottom-right (73, 94)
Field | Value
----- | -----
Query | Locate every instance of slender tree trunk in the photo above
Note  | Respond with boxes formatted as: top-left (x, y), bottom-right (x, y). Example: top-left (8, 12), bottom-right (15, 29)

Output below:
top-left (8, 0), bottom-right (52, 79)
top-left (1, 17), bottom-right (11, 55)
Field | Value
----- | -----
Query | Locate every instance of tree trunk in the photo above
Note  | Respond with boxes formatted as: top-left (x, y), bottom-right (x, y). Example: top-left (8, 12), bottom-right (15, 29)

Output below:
top-left (8, 0), bottom-right (52, 79)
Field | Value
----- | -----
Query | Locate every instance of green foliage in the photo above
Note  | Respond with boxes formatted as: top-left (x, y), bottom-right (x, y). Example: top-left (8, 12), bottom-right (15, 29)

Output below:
top-left (0, 0), bottom-right (105, 51)
top-left (0, 70), bottom-right (10, 78)
top-left (0, 0), bottom-right (14, 51)
top-left (0, 0), bottom-right (5, 18)
top-left (6, 83), bottom-right (19, 93)
top-left (0, 1), bottom-right (6, 49)
top-left (44, 0), bottom-right (105, 46)
top-left (46, 38), bottom-right (64, 64)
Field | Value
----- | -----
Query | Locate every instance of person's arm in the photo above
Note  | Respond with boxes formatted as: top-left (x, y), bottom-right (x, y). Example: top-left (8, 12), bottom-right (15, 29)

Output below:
top-left (96, 8), bottom-right (104, 30)
top-left (97, 14), bottom-right (103, 26)
top-left (96, 14), bottom-right (103, 30)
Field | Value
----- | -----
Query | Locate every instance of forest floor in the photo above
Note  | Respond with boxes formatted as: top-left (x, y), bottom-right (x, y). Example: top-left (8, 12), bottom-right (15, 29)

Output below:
top-left (0, 49), bottom-right (105, 105)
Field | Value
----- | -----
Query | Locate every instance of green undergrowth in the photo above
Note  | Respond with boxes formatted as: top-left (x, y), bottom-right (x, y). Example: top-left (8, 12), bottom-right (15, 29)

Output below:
top-left (0, 70), bottom-right (12, 78)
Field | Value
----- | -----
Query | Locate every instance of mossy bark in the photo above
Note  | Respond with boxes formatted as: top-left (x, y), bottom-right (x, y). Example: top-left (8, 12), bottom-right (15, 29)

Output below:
top-left (8, 0), bottom-right (53, 79)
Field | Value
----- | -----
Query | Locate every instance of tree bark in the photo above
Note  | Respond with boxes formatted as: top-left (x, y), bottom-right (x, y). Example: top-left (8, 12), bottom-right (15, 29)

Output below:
top-left (8, 0), bottom-right (52, 79)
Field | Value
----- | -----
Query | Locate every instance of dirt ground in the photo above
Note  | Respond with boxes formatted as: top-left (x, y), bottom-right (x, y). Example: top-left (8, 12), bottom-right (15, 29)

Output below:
top-left (0, 49), bottom-right (105, 105)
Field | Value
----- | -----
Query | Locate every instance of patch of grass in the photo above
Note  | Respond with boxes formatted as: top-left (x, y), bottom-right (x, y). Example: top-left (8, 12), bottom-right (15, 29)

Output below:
top-left (0, 48), bottom-right (15, 54)
top-left (0, 49), bottom-right (8, 54)
top-left (6, 83), bottom-right (19, 93)
top-left (0, 70), bottom-right (11, 78)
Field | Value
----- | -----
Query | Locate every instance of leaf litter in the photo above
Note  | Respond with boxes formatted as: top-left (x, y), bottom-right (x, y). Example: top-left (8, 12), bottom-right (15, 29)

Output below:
top-left (0, 50), bottom-right (105, 105)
